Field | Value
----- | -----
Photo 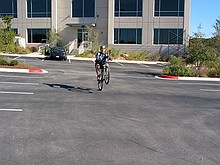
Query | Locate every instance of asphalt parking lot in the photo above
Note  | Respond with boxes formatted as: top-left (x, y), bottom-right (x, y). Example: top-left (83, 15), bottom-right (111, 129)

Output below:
top-left (0, 57), bottom-right (220, 165)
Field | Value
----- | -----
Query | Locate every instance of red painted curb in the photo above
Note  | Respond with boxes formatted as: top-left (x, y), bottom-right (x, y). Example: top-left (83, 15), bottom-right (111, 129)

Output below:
top-left (29, 69), bottom-right (43, 73)
top-left (160, 74), bottom-right (178, 80)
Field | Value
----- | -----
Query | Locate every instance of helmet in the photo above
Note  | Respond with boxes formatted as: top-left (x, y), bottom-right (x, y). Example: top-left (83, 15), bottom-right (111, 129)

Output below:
top-left (100, 45), bottom-right (105, 50)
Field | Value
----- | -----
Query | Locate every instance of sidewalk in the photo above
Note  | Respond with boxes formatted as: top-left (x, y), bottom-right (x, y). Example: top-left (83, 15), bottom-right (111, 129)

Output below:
top-left (1, 52), bottom-right (167, 65)
top-left (157, 74), bottom-right (220, 82)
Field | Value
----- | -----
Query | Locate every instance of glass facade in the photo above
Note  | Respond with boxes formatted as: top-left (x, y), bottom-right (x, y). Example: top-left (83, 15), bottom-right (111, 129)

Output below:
top-left (27, 29), bottom-right (50, 43)
top-left (72, 0), bottom-right (95, 17)
top-left (27, 0), bottom-right (51, 17)
top-left (114, 28), bottom-right (142, 44)
top-left (115, 0), bottom-right (142, 17)
top-left (154, 29), bottom-right (183, 44)
top-left (0, 0), bottom-right (17, 18)
top-left (154, 0), bottom-right (184, 17)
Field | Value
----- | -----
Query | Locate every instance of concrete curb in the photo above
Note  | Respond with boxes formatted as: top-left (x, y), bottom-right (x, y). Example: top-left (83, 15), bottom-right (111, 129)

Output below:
top-left (1, 53), bottom-right (168, 65)
top-left (0, 68), bottom-right (48, 74)
top-left (159, 74), bottom-right (220, 82)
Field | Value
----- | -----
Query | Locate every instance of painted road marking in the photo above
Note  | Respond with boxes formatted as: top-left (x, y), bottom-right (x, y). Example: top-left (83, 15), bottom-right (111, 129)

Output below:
top-left (139, 63), bottom-right (150, 67)
top-left (0, 82), bottom-right (39, 85)
top-left (200, 89), bottom-right (220, 92)
top-left (0, 91), bottom-right (34, 95)
top-left (178, 82), bottom-right (220, 86)
top-left (0, 109), bottom-right (22, 112)
top-left (0, 75), bottom-right (43, 79)
top-left (13, 56), bottom-right (21, 60)
top-left (115, 62), bottom-right (124, 66)
top-left (157, 63), bottom-right (165, 67)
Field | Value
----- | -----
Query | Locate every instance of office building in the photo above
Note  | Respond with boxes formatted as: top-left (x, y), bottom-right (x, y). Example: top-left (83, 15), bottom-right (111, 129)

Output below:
top-left (0, 0), bottom-right (191, 54)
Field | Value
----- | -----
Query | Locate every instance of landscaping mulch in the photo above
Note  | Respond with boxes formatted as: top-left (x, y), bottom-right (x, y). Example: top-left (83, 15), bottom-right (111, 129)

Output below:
top-left (0, 64), bottom-right (39, 69)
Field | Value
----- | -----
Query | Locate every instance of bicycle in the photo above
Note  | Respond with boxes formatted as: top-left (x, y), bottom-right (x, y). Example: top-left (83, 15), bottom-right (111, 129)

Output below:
top-left (97, 63), bottom-right (110, 91)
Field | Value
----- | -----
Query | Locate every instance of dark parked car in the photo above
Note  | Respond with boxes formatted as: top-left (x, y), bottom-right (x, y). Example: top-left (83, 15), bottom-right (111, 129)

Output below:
top-left (49, 47), bottom-right (67, 60)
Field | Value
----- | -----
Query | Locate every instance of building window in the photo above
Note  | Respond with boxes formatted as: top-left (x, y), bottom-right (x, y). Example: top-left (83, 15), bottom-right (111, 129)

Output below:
top-left (72, 0), bottom-right (95, 17)
top-left (114, 28), bottom-right (142, 44)
top-left (154, 29), bottom-right (183, 44)
top-left (0, 0), bottom-right (17, 18)
top-left (115, 0), bottom-right (142, 17)
top-left (12, 28), bottom-right (18, 34)
top-left (154, 0), bottom-right (184, 17)
top-left (27, 0), bottom-right (51, 18)
top-left (27, 29), bottom-right (50, 43)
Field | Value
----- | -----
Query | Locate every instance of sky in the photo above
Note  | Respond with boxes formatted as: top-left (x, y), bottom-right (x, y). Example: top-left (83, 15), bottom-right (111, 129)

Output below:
top-left (190, 0), bottom-right (220, 38)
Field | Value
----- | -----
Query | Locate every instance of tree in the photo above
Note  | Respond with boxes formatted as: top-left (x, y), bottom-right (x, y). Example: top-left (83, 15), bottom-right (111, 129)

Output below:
top-left (193, 24), bottom-right (205, 38)
top-left (47, 29), bottom-right (61, 47)
top-left (87, 27), bottom-right (102, 53)
top-left (0, 16), bottom-right (16, 51)
top-left (2, 15), bottom-right (13, 30)
top-left (213, 17), bottom-right (220, 37)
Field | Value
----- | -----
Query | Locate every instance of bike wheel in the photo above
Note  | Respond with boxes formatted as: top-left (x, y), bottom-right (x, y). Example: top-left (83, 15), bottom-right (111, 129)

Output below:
top-left (97, 70), bottom-right (104, 91)
top-left (105, 67), bottom-right (110, 84)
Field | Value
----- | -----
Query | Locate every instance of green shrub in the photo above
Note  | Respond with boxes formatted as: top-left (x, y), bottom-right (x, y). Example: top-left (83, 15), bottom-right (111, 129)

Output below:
top-left (160, 55), bottom-right (169, 62)
top-left (7, 44), bottom-right (17, 53)
top-left (0, 55), bottom-right (6, 60)
top-left (125, 51), bottom-right (149, 61)
top-left (30, 46), bottom-right (38, 52)
top-left (208, 69), bottom-right (220, 77)
top-left (184, 67), bottom-right (196, 77)
top-left (197, 69), bottom-right (208, 77)
top-left (0, 58), bottom-right (9, 65)
top-left (10, 60), bottom-right (18, 66)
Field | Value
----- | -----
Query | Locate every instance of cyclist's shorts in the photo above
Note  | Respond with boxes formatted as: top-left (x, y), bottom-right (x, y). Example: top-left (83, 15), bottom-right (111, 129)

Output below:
top-left (95, 61), bottom-right (105, 69)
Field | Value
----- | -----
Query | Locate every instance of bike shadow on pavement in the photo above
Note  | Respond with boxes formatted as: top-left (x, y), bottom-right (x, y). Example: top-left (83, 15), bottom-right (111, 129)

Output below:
top-left (43, 83), bottom-right (93, 94)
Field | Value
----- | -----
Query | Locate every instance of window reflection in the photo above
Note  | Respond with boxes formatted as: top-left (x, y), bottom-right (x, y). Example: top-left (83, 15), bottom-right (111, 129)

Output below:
top-left (114, 28), bottom-right (142, 44)
top-left (155, 0), bottom-right (184, 17)
top-left (27, 0), bottom-right (51, 18)
top-left (115, 0), bottom-right (142, 17)
top-left (27, 29), bottom-right (50, 43)
top-left (0, 0), bottom-right (17, 18)
top-left (154, 29), bottom-right (183, 44)
top-left (72, 0), bottom-right (95, 17)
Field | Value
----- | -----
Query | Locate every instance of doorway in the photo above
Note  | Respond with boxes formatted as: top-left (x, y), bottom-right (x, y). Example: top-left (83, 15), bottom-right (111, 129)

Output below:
top-left (77, 28), bottom-right (89, 48)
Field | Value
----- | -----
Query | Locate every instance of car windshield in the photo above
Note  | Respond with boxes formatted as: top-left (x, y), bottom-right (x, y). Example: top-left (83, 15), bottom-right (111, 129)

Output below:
top-left (51, 47), bottom-right (65, 51)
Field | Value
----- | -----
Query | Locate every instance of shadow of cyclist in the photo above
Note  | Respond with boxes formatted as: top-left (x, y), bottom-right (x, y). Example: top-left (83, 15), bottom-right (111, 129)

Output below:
top-left (43, 83), bottom-right (93, 94)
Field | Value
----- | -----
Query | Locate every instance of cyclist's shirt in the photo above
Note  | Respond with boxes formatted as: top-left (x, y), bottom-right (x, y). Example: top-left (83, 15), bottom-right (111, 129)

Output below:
top-left (95, 52), bottom-right (111, 66)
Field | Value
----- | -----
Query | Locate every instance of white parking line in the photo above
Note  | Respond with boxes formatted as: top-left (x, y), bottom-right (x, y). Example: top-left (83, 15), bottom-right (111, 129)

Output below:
top-left (0, 75), bottom-right (43, 79)
top-left (200, 89), bottom-right (220, 92)
top-left (0, 109), bottom-right (22, 112)
top-left (0, 91), bottom-right (34, 95)
top-left (13, 56), bottom-right (21, 60)
top-left (178, 82), bottom-right (220, 86)
top-left (115, 62), bottom-right (124, 66)
top-left (139, 63), bottom-right (150, 67)
top-left (157, 63), bottom-right (165, 67)
top-left (0, 82), bottom-right (39, 85)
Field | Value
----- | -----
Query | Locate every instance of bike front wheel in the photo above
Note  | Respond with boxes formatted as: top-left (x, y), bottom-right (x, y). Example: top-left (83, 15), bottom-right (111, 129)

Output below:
top-left (98, 79), bottom-right (103, 91)
top-left (105, 67), bottom-right (110, 84)
top-left (97, 70), bottom-right (104, 91)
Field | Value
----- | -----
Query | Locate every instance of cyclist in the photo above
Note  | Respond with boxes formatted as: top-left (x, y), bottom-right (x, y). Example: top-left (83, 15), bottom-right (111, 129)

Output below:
top-left (95, 45), bottom-right (112, 80)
